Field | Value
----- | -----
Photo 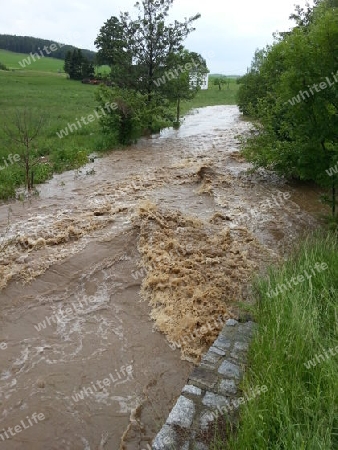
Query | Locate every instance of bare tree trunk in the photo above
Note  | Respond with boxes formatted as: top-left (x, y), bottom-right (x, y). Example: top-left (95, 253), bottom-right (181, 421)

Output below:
top-left (332, 181), bottom-right (336, 217)
top-left (176, 98), bottom-right (181, 123)
top-left (25, 161), bottom-right (30, 190)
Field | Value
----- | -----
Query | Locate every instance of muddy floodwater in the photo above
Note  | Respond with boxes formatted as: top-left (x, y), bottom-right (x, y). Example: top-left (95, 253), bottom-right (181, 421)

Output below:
top-left (0, 106), bottom-right (325, 449)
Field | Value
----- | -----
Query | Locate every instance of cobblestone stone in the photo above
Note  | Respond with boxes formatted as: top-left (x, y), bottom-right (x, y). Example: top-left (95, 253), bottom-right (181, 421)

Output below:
top-left (151, 320), bottom-right (254, 449)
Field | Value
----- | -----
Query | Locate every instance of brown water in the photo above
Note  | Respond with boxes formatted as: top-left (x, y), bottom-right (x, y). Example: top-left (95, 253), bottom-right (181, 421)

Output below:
top-left (0, 106), bottom-right (326, 449)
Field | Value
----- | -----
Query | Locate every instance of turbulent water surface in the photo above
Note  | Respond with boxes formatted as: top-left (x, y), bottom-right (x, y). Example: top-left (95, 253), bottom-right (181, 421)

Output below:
top-left (0, 106), bottom-right (325, 449)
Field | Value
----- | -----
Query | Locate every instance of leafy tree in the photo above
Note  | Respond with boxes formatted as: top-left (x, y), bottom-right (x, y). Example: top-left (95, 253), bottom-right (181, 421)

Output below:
top-left (64, 50), bottom-right (72, 75)
top-left (81, 58), bottom-right (95, 79)
top-left (213, 75), bottom-right (227, 90)
top-left (95, 0), bottom-right (201, 103)
top-left (161, 50), bottom-right (208, 123)
top-left (237, 49), bottom-right (269, 116)
top-left (94, 16), bottom-right (131, 86)
top-left (96, 85), bottom-right (148, 145)
top-left (238, 0), bottom-right (338, 217)
top-left (64, 49), bottom-right (94, 80)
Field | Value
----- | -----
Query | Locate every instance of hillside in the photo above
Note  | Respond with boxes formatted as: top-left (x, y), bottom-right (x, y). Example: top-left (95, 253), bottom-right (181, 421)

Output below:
top-left (0, 49), bottom-right (65, 72)
top-left (0, 34), bottom-right (96, 62)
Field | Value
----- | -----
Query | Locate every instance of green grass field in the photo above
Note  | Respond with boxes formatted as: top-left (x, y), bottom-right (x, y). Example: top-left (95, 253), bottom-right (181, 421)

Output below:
top-left (0, 49), bottom-right (64, 72)
top-left (0, 66), bottom-right (102, 198)
top-left (181, 76), bottom-right (239, 114)
top-left (0, 49), bottom-right (111, 74)
top-left (0, 50), bottom-right (239, 199)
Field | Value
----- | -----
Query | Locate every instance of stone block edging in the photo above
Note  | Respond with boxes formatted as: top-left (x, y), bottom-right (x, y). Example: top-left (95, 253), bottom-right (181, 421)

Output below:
top-left (152, 319), bottom-right (257, 450)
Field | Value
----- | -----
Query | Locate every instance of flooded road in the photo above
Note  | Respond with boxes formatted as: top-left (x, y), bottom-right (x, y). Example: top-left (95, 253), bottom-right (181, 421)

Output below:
top-left (0, 106), bottom-right (325, 449)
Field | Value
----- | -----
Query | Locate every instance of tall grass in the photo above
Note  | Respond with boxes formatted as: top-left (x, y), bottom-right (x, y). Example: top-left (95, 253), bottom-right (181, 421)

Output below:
top-left (212, 233), bottom-right (338, 450)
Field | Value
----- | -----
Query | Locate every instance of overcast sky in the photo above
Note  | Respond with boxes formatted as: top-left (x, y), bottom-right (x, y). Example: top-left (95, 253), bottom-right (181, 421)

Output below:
top-left (2, 0), bottom-right (312, 74)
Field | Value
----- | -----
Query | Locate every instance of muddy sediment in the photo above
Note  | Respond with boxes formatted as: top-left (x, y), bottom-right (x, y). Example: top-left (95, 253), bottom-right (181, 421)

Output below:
top-left (0, 106), bottom-right (325, 449)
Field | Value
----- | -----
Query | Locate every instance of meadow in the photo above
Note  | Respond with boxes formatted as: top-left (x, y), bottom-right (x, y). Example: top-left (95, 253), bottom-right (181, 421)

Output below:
top-left (0, 49), bottom-right (239, 200)
top-left (0, 49), bottom-right (64, 72)
top-left (0, 69), bottom-right (100, 198)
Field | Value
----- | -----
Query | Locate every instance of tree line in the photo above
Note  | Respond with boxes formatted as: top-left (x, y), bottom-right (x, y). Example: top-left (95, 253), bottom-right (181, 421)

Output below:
top-left (237, 0), bottom-right (338, 220)
top-left (64, 49), bottom-right (94, 80)
top-left (0, 34), bottom-right (96, 62)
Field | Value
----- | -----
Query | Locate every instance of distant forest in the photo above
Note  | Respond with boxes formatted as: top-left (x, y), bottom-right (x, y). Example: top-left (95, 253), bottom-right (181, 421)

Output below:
top-left (0, 34), bottom-right (96, 61)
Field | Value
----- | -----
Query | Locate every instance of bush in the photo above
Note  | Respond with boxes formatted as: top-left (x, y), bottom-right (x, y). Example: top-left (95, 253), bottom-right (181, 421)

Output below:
top-left (50, 146), bottom-right (89, 172)
top-left (0, 183), bottom-right (15, 200)
top-left (96, 86), bottom-right (149, 145)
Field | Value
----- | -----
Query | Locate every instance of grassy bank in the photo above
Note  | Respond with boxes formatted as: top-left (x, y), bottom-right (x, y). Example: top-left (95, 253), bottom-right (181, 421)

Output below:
top-left (212, 233), bottom-right (338, 449)
top-left (0, 69), bottom-right (106, 199)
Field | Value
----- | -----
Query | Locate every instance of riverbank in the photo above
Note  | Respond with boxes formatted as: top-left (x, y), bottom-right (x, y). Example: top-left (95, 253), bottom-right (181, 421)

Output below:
top-left (212, 232), bottom-right (338, 449)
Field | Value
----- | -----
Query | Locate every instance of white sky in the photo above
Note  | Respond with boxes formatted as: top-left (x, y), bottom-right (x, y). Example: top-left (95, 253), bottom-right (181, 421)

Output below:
top-left (2, 0), bottom-right (313, 74)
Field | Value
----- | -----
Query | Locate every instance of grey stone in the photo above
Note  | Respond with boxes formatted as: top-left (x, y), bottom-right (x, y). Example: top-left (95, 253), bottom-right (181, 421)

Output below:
top-left (226, 319), bottom-right (238, 326)
top-left (218, 360), bottom-right (241, 379)
top-left (199, 361), bottom-right (216, 370)
top-left (201, 351), bottom-right (222, 365)
top-left (209, 346), bottom-right (226, 356)
top-left (212, 335), bottom-right (232, 352)
top-left (166, 396), bottom-right (195, 428)
top-left (230, 351), bottom-right (247, 362)
top-left (219, 379), bottom-right (237, 395)
top-left (182, 384), bottom-right (202, 396)
top-left (189, 366), bottom-right (218, 389)
top-left (202, 391), bottom-right (230, 409)
top-left (153, 314), bottom-right (254, 450)
top-left (193, 443), bottom-right (209, 450)
top-left (200, 411), bottom-right (216, 431)
top-left (152, 424), bottom-right (177, 450)
top-left (234, 341), bottom-right (249, 352)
